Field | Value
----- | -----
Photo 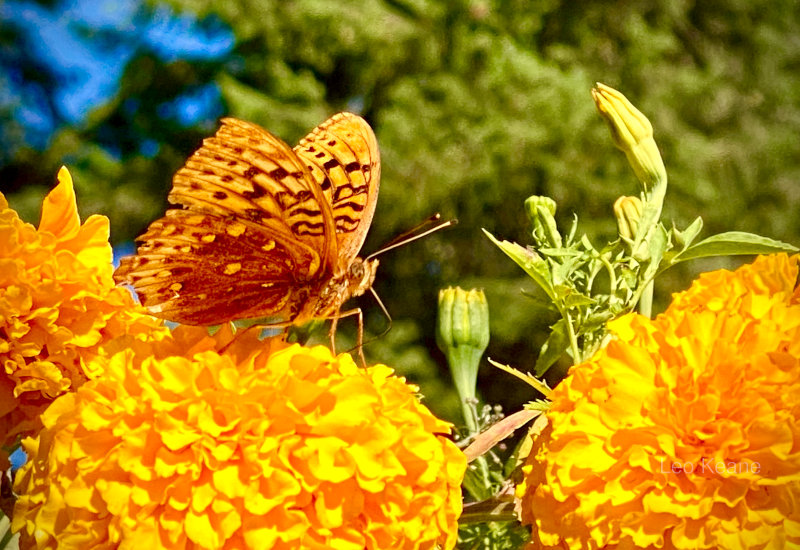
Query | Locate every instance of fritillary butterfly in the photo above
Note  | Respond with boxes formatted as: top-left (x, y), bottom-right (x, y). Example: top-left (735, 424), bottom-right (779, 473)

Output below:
top-left (114, 113), bottom-right (381, 329)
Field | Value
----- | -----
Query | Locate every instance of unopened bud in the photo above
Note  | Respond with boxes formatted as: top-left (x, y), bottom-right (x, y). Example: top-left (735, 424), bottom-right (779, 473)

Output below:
top-left (524, 195), bottom-right (561, 248)
top-left (592, 83), bottom-right (667, 189)
top-left (613, 195), bottom-right (643, 241)
top-left (437, 287), bottom-right (490, 431)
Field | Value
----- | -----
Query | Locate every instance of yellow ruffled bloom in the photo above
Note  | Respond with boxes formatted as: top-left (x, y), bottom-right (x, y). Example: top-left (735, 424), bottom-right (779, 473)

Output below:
top-left (12, 341), bottom-right (466, 549)
top-left (0, 168), bottom-right (167, 456)
top-left (518, 254), bottom-right (800, 550)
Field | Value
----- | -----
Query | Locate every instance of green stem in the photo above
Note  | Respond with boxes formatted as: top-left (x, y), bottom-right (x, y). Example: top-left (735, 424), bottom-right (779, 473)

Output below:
top-left (462, 399), bottom-right (478, 434)
top-left (599, 253), bottom-right (617, 293)
top-left (561, 308), bottom-right (581, 364)
top-left (639, 279), bottom-right (653, 318)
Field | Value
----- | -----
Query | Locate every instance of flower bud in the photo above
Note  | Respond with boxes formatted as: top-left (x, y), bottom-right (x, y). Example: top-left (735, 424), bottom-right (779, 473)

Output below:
top-left (524, 195), bottom-right (561, 248)
top-left (613, 195), bottom-right (643, 241)
top-left (592, 83), bottom-right (667, 189)
top-left (437, 287), bottom-right (490, 431)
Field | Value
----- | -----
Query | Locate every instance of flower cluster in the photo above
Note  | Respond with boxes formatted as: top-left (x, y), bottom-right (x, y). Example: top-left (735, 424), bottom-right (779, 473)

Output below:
top-left (518, 254), bottom-right (800, 549)
top-left (0, 168), bottom-right (167, 457)
top-left (12, 341), bottom-right (465, 549)
top-left (3, 171), bottom-right (465, 547)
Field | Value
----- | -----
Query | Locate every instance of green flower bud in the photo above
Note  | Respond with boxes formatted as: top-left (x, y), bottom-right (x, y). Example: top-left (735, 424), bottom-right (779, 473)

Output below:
top-left (592, 83), bottom-right (667, 189)
top-left (436, 287), bottom-right (490, 432)
top-left (524, 195), bottom-right (561, 248)
top-left (613, 195), bottom-right (643, 242)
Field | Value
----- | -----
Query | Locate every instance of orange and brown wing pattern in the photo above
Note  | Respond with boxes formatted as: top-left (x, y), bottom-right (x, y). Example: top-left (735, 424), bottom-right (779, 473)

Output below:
top-left (115, 209), bottom-right (322, 325)
top-left (115, 113), bottom-right (380, 327)
top-left (169, 118), bottom-right (338, 266)
top-left (115, 118), bottom-right (338, 325)
top-left (295, 112), bottom-right (380, 269)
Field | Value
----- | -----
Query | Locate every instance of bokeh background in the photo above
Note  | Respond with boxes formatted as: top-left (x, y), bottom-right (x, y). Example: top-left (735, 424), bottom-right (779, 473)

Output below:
top-left (2, 0), bottom-right (799, 423)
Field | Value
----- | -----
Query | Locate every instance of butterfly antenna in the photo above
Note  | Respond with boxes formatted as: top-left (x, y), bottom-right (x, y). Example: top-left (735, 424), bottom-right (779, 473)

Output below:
top-left (366, 214), bottom-right (457, 261)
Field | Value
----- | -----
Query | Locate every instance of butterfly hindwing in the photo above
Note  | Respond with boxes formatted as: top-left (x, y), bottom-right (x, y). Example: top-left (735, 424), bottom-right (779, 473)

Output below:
top-left (295, 112), bottom-right (381, 268)
top-left (116, 209), bottom-right (320, 325)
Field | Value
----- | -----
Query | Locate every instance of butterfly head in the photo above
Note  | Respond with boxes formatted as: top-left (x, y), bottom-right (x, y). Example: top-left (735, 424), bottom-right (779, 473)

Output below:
top-left (347, 257), bottom-right (379, 298)
top-left (312, 257), bottom-right (379, 318)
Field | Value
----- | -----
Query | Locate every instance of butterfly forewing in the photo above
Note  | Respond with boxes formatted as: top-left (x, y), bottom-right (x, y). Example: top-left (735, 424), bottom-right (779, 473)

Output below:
top-left (170, 117), bottom-right (338, 271)
top-left (115, 112), bottom-right (381, 327)
top-left (295, 112), bottom-right (381, 268)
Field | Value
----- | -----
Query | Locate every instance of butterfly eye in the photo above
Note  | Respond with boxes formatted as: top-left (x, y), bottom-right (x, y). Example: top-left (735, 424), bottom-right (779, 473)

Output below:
top-left (349, 261), bottom-right (366, 279)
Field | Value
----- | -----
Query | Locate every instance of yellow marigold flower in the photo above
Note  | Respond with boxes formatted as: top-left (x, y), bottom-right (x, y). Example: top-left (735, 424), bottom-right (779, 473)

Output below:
top-left (518, 254), bottom-right (800, 550)
top-left (12, 343), bottom-right (466, 549)
top-left (0, 168), bottom-right (167, 455)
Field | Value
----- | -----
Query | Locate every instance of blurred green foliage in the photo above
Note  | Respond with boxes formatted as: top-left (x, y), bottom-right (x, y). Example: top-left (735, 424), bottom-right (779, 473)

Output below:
top-left (3, 0), bottom-right (799, 422)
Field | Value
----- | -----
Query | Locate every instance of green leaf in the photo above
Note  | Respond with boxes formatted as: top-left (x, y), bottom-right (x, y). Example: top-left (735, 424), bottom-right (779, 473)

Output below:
top-left (534, 319), bottom-right (570, 376)
top-left (461, 464), bottom-right (493, 502)
top-left (483, 229), bottom-right (555, 300)
top-left (643, 223), bottom-right (669, 281)
top-left (674, 216), bottom-right (703, 249)
top-left (669, 232), bottom-right (798, 264)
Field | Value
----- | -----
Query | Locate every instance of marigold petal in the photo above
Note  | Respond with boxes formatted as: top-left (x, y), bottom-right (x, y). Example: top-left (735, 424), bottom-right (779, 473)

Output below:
top-left (37, 167), bottom-right (81, 240)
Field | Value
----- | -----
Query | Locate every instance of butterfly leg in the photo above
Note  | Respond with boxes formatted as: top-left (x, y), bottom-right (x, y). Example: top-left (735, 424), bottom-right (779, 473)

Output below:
top-left (329, 308), bottom-right (366, 366)
top-left (354, 308), bottom-right (365, 367)
top-left (328, 315), bottom-right (340, 354)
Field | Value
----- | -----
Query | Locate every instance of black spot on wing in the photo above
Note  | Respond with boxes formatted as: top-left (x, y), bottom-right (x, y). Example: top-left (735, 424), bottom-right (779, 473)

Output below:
top-left (244, 166), bottom-right (262, 179)
top-left (242, 182), bottom-right (268, 200)
top-left (270, 167), bottom-right (289, 180)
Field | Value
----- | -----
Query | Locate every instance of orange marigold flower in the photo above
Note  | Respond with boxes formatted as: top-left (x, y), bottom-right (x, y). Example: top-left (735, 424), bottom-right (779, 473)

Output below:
top-left (0, 168), bottom-right (167, 455)
top-left (12, 343), bottom-right (466, 549)
top-left (518, 254), bottom-right (800, 550)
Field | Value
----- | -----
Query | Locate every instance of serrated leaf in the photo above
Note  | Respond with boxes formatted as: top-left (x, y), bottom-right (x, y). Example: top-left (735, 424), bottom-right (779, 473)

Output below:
top-left (483, 229), bottom-right (555, 300)
top-left (670, 232), bottom-right (798, 264)
top-left (563, 291), bottom-right (594, 308)
top-left (489, 358), bottom-right (553, 396)
top-left (552, 253), bottom-right (587, 286)
top-left (534, 319), bottom-right (570, 376)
